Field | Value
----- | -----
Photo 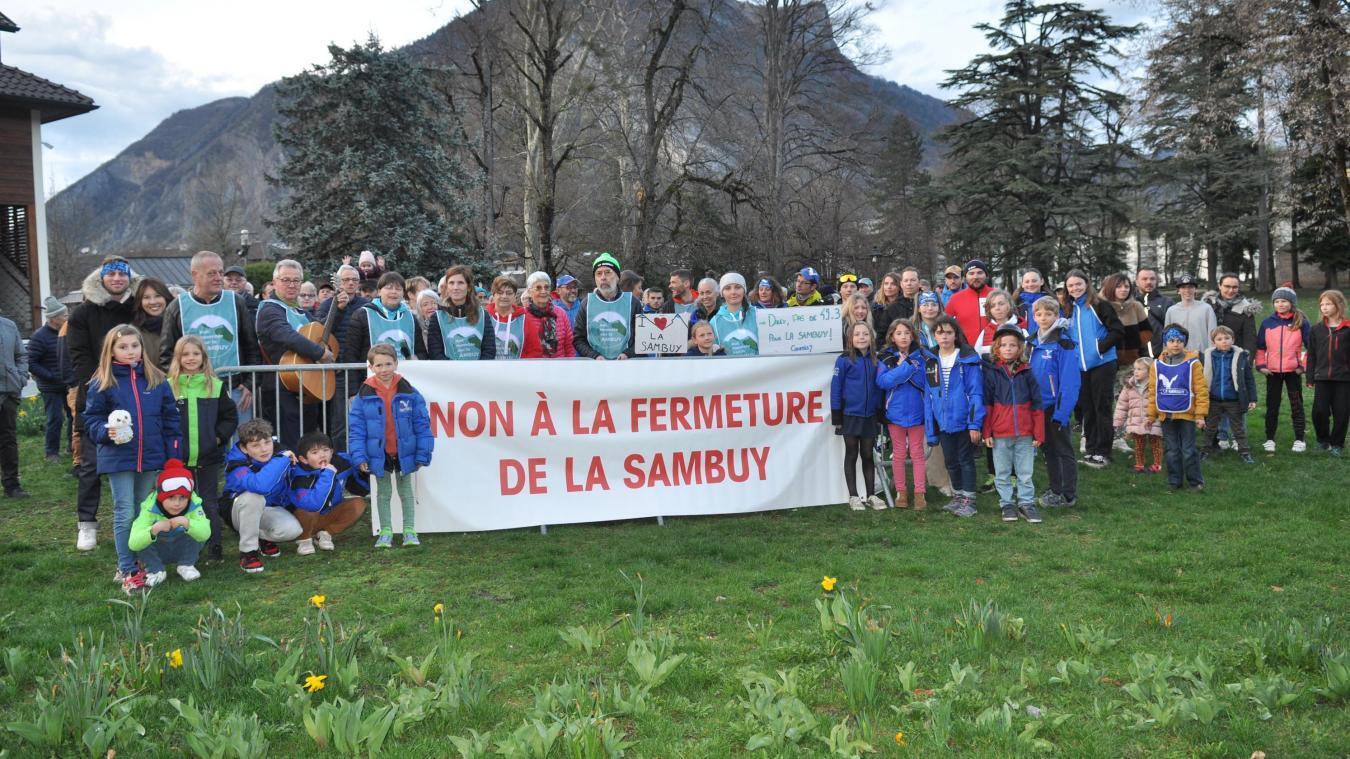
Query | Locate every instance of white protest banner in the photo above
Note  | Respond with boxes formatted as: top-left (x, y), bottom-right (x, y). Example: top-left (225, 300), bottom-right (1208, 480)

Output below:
top-left (380, 355), bottom-right (847, 532)
top-left (633, 313), bottom-right (690, 355)
top-left (755, 304), bottom-right (843, 355)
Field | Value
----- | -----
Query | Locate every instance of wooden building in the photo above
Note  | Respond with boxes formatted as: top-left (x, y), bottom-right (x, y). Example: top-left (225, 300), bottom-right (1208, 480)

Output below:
top-left (0, 11), bottom-right (96, 329)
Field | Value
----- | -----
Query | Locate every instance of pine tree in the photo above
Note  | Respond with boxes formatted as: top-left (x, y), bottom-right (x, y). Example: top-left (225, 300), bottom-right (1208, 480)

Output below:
top-left (869, 115), bottom-right (931, 268)
top-left (934, 0), bottom-right (1141, 279)
top-left (269, 36), bottom-right (478, 277)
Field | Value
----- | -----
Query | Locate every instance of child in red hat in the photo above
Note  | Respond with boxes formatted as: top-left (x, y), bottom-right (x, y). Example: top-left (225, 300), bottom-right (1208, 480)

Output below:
top-left (127, 459), bottom-right (211, 589)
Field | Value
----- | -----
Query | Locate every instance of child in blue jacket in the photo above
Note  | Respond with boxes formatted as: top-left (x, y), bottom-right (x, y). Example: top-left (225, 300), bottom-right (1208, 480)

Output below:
top-left (288, 432), bottom-right (370, 555)
top-left (877, 320), bottom-right (928, 510)
top-left (832, 322), bottom-right (884, 511)
top-left (921, 316), bottom-right (985, 517)
top-left (223, 418), bottom-right (300, 574)
top-left (84, 324), bottom-right (183, 594)
top-left (349, 343), bottom-right (434, 548)
top-left (1027, 296), bottom-right (1082, 507)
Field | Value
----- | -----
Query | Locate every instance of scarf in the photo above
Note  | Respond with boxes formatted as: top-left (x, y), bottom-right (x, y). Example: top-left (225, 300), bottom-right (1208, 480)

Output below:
top-left (528, 301), bottom-right (558, 355)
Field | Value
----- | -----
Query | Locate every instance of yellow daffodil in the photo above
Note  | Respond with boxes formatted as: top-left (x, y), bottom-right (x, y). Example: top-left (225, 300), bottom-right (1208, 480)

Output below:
top-left (166, 648), bottom-right (183, 669)
top-left (310, 594), bottom-right (326, 609)
top-left (303, 673), bottom-right (327, 693)
top-left (433, 602), bottom-right (444, 618)
top-left (894, 730), bottom-right (906, 746)
top-left (821, 576), bottom-right (837, 592)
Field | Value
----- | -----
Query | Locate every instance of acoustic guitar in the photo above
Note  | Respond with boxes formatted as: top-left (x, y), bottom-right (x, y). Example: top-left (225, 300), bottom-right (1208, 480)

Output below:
top-left (279, 275), bottom-right (342, 403)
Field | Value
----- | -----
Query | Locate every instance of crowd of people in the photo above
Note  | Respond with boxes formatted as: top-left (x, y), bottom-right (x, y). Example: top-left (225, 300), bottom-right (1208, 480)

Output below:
top-left (0, 248), bottom-right (1346, 592)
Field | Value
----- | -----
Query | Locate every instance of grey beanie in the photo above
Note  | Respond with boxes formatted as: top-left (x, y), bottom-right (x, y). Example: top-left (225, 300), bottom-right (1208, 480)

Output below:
top-left (42, 296), bottom-right (67, 320)
top-left (1271, 287), bottom-right (1297, 306)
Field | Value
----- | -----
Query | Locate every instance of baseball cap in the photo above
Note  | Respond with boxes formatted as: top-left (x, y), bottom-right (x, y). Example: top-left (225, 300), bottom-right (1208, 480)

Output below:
top-left (798, 266), bottom-right (821, 284)
top-left (944, 265), bottom-right (962, 277)
top-left (859, 277), bottom-right (873, 287)
top-left (224, 265), bottom-right (246, 277)
top-left (1175, 274), bottom-right (1198, 287)
top-left (556, 274), bottom-right (578, 287)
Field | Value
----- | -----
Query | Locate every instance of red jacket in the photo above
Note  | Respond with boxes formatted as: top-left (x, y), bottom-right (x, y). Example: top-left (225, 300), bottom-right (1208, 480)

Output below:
top-left (945, 284), bottom-right (992, 345)
top-left (981, 359), bottom-right (1045, 442)
top-left (521, 304), bottom-right (576, 359)
top-left (1255, 311), bottom-right (1310, 374)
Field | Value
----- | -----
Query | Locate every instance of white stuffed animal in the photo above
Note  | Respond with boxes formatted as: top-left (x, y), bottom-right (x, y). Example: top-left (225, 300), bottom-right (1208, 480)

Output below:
top-left (107, 410), bottom-right (134, 445)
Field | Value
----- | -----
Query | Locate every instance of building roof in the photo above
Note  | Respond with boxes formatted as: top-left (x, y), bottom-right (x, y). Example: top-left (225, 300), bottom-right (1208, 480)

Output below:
top-left (126, 256), bottom-right (193, 287)
top-left (0, 13), bottom-right (18, 33)
top-left (0, 63), bottom-right (97, 123)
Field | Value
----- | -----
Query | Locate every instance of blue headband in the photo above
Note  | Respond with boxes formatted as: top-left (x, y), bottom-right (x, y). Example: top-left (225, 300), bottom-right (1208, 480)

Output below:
top-left (758, 279), bottom-right (772, 289)
top-left (918, 292), bottom-right (940, 307)
top-left (101, 261), bottom-right (131, 277)
top-left (1163, 328), bottom-right (1186, 343)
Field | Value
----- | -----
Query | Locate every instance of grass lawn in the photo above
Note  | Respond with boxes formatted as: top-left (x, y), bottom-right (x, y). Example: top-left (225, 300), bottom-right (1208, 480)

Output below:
top-left (2, 361), bottom-right (1348, 756)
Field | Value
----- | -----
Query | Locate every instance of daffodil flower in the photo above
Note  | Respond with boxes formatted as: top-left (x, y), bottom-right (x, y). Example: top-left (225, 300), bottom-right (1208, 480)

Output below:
top-left (894, 730), bottom-right (906, 746)
top-left (821, 576), bottom-right (838, 592)
top-left (166, 648), bottom-right (183, 669)
top-left (304, 673), bottom-right (327, 693)
top-left (433, 602), bottom-right (444, 618)
top-left (310, 594), bottom-right (326, 610)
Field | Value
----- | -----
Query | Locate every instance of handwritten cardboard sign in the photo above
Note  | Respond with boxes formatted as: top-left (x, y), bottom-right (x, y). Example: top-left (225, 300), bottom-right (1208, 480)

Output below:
top-left (756, 305), bottom-right (843, 355)
top-left (634, 313), bottom-right (691, 355)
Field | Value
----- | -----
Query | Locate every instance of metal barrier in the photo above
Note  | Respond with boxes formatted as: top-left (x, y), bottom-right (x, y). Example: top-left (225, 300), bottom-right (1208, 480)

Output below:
top-left (216, 363), bottom-right (368, 440)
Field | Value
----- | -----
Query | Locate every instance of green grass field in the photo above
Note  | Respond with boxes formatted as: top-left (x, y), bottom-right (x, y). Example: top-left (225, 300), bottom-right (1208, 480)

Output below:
top-left (2, 352), bottom-right (1348, 757)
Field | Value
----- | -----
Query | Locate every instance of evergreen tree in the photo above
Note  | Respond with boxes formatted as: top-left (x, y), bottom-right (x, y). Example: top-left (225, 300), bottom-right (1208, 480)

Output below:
top-left (934, 0), bottom-right (1140, 279)
top-left (1291, 153), bottom-right (1350, 285)
top-left (1139, 0), bottom-right (1267, 284)
top-left (270, 36), bottom-right (477, 277)
top-left (869, 115), bottom-right (931, 269)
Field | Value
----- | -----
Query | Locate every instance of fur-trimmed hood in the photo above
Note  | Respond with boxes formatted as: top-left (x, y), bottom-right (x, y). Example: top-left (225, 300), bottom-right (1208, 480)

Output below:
top-left (1201, 290), bottom-right (1262, 316)
top-left (80, 268), bottom-right (141, 307)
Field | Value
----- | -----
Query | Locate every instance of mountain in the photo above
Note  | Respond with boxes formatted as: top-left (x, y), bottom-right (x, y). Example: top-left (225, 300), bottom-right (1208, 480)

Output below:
top-left (48, 3), bottom-right (965, 258)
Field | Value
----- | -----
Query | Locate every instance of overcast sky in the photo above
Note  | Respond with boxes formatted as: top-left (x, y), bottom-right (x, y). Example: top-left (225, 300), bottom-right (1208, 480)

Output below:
top-left (9, 0), bottom-right (1156, 193)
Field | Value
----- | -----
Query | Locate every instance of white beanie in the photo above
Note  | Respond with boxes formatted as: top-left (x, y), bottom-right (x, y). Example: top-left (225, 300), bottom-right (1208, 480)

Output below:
top-left (719, 272), bottom-right (746, 291)
top-left (359, 250), bottom-right (376, 265)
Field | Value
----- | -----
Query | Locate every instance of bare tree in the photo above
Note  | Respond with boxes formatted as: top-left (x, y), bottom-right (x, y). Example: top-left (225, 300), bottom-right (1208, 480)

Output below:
top-left (188, 168), bottom-right (253, 255)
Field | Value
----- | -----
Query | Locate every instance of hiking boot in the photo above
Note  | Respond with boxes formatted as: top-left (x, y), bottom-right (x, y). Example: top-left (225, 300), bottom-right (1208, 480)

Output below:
top-left (296, 538), bottom-right (315, 556)
top-left (239, 551), bottom-right (264, 573)
top-left (1292, 440), bottom-right (1307, 453)
top-left (259, 540), bottom-right (280, 557)
top-left (1262, 439), bottom-right (1276, 453)
top-left (894, 491), bottom-right (910, 509)
top-left (315, 530), bottom-right (335, 551)
top-left (912, 492), bottom-right (926, 511)
top-left (1000, 504), bottom-right (1018, 522)
top-left (76, 522), bottom-right (97, 552)
top-left (1019, 503), bottom-right (1043, 524)
top-left (867, 495), bottom-right (887, 511)
top-left (848, 496), bottom-right (865, 511)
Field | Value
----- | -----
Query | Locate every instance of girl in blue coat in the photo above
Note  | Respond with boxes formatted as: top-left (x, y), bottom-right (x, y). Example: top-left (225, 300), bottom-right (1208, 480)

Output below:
top-left (877, 319), bottom-right (928, 510)
top-left (84, 324), bottom-right (183, 593)
top-left (1027, 297), bottom-right (1082, 507)
top-left (921, 316), bottom-right (985, 517)
top-left (348, 343), bottom-right (434, 548)
top-left (832, 322), bottom-right (884, 511)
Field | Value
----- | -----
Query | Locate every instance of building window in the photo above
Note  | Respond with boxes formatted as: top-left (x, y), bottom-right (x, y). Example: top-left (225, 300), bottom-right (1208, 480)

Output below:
top-left (1, 205), bottom-right (29, 275)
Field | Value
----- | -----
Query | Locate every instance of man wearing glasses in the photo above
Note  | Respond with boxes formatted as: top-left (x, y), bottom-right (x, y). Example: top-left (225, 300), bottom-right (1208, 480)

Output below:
top-left (256, 260), bottom-right (336, 447)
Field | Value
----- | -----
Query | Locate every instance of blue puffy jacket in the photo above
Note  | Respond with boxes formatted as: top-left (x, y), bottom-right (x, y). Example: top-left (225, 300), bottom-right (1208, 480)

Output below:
top-left (1027, 325), bottom-right (1081, 427)
top-left (83, 362), bottom-right (183, 474)
top-left (922, 346), bottom-right (986, 442)
top-left (289, 452), bottom-right (370, 514)
top-left (348, 377), bottom-right (434, 477)
top-left (222, 441), bottom-right (292, 506)
top-left (1066, 296), bottom-right (1123, 371)
top-left (876, 347), bottom-right (926, 427)
top-left (830, 352), bottom-right (883, 425)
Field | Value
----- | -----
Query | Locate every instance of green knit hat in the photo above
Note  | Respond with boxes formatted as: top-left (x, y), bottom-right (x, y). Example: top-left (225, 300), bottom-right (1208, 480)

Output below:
top-left (592, 252), bottom-right (621, 274)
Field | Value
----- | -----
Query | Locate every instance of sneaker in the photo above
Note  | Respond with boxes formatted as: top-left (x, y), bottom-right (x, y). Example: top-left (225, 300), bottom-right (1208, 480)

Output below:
top-left (121, 568), bottom-right (147, 594)
top-left (1292, 440), bottom-right (1307, 453)
top-left (942, 498), bottom-right (964, 515)
top-left (1331, 447), bottom-right (1344, 458)
top-left (374, 532), bottom-right (394, 548)
top-left (315, 530), bottom-right (335, 551)
top-left (1019, 503), bottom-right (1043, 523)
top-left (1038, 492), bottom-right (1065, 508)
top-left (848, 496), bottom-right (865, 511)
top-left (1199, 448), bottom-right (1214, 462)
top-left (1262, 439), bottom-right (1276, 453)
top-left (403, 532), bottom-right (421, 546)
top-left (1133, 464), bottom-right (1145, 473)
top-left (1220, 439), bottom-right (1235, 451)
top-left (1060, 496), bottom-right (1078, 508)
top-left (176, 565), bottom-right (201, 582)
top-left (867, 495), bottom-right (887, 511)
top-left (239, 551), bottom-right (264, 573)
top-left (979, 475), bottom-right (996, 493)
top-left (1113, 437), bottom-right (1133, 453)
top-left (259, 540), bottom-right (280, 557)
top-left (144, 570), bottom-right (167, 587)
top-left (1190, 483), bottom-right (1205, 492)
top-left (76, 522), bottom-right (97, 552)
top-left (296, 538), bottom-right (315, 556)
top-left (45, 454), bottom-right (61, 463)
top-left (1317, 441), bottom-right (1330, 451)
top-left (1147, 464), bottom-right (1162, 474)
top-left (953, 498), bottom-right (978, 518)
top-left (1240, 453), bottom-right (1255, 464)
top-left (113, 568), bottom-right (125, 584)
top-left (1000, 504), bottom-right (1018, 522)
top-left (1082, 454), bottom-right (1108, 469)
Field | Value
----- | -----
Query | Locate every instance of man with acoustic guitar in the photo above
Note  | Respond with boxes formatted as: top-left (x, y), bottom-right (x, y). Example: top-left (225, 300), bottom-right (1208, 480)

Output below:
top-left (256, 260), bottom-right (337, 447)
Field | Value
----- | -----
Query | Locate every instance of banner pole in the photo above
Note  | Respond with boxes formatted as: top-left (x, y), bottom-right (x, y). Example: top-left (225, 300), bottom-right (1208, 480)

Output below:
top-left (539, 525), bottom-right (548, 535)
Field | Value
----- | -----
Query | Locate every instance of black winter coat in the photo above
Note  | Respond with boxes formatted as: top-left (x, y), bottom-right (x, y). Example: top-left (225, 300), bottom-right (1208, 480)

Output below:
top-left (26, 324), bottom-right (64, 393)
